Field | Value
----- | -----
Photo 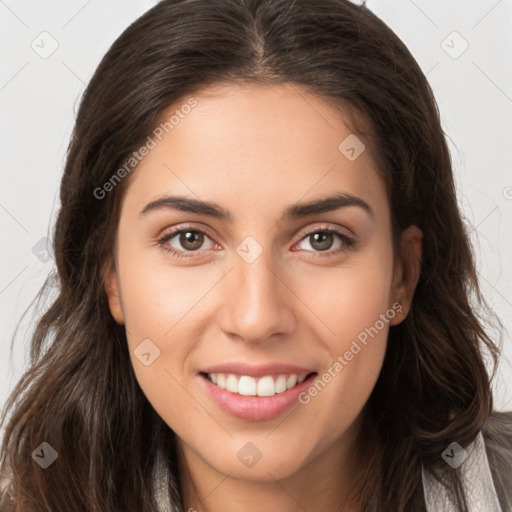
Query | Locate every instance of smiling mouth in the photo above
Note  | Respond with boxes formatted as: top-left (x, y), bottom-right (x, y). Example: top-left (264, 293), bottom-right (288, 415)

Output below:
top-left (200, 371), bottom-right (317, 397)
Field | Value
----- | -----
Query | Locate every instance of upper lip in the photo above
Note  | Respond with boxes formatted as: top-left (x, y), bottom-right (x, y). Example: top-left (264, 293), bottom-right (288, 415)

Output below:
top-left (200, 362), bottom-right (316, 378)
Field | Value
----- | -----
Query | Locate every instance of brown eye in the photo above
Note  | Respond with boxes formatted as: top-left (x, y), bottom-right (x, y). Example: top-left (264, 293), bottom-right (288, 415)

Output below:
top-left (294, 228), bottom-right (355, 257)
top-left (308, 232), bottom-right (334, 251)
top-left (178, 230), bottom-right (205, 251)
top-left (157, 227), bottom-right (216, 258)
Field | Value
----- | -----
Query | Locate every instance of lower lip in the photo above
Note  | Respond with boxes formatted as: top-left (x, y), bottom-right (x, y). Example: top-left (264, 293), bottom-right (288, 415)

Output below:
top-left (198, 373), bottom-right (317, 421)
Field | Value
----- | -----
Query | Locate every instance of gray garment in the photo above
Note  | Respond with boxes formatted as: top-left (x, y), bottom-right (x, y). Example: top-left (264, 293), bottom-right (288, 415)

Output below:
top-left (422, 431), bottom-right (502, 512)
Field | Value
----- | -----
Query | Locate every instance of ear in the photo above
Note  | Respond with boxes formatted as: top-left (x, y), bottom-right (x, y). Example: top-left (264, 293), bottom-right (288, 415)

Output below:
top-left (388, 225), bottom-right (423, 326)
top-left (102, 258), bottom-right (125, 325)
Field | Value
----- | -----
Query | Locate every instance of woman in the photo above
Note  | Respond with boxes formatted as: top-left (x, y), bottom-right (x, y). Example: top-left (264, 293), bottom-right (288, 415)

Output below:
top-left (1, 0), bottom-right (511, 510)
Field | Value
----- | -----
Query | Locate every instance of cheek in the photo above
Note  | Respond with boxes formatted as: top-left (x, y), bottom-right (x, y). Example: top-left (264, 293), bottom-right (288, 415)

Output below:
top-left (121, 268), bottom-right (202, 432)
top-left (292, 243), bottom-right (393, 425)
top-left (293, 240), bottom-right (394, 351)
top-left (118, 245), bottom-right (214, 342)
top-left (114, 241), bottom-right (213, 417)
top-left (297, 311), bottom-right (389, 448)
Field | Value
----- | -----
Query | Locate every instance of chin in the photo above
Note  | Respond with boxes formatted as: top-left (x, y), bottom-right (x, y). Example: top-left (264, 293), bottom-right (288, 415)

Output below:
top-left (198, 437), bottom-right (313, 481)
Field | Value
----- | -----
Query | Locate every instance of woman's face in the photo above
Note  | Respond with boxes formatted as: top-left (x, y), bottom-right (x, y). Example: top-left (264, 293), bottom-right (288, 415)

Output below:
top-left (105, 82), bottom-right (422, 482)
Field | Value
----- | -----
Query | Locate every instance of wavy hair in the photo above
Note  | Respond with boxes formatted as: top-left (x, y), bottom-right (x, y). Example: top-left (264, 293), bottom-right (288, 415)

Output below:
top-left (1, 0), bottom-right (510, 510)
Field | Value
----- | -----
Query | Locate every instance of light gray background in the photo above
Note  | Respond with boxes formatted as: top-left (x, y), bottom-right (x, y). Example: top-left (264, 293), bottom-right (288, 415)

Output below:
top-left (1, 0), bottom-right (511, 421)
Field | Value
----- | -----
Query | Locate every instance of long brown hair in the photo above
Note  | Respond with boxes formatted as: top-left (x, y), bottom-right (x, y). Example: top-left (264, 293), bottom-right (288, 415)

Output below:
top-left (1, 0), bottom-right (510, 510)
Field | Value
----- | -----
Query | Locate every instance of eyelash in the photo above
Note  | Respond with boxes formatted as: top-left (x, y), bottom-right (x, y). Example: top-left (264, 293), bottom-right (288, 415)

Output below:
top-left (156, 224), bottom-right (356, 260)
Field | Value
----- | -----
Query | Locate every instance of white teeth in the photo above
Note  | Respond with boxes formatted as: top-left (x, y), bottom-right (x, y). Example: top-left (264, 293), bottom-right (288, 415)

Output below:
top-left (207, 372), bottom-right (310, 397)
top-left (216, 373), bottom-right (226, 389)
top-left (275, 375), bottom-right (287, 393)
top-left (257, 376), bottom-right (275, 397)
top-left (287, 374), bottom-right (297, 389)
top-left (238, 376), bottom-right (257, 396)
top-left (226, 374), bottom-right (238, 393)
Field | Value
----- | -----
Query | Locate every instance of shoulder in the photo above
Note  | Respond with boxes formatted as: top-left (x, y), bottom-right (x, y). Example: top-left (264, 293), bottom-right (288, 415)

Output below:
top-left (482, 410), bottom-right (512, 512)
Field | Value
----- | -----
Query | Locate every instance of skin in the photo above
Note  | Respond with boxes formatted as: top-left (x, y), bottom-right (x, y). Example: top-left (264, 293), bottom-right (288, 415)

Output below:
top-left (104, 82), bottom-right (422, 512)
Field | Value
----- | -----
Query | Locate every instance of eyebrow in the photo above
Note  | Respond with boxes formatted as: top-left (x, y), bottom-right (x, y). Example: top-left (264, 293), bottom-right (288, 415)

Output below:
top-left (139, 192), bottom-right (374, 221)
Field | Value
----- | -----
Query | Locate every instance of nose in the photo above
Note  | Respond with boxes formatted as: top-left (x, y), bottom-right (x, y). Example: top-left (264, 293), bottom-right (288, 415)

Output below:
top-left (217, 248), bottom-right (297, 345)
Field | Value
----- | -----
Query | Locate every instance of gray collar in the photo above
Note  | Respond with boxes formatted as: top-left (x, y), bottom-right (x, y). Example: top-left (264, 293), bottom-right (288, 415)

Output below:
top-left (422, 431), bottom-right (502, 511)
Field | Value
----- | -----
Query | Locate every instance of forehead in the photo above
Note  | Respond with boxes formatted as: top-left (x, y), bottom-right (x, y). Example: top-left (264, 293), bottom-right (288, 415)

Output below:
top-left (123, 82), bottom-right (388, 221)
